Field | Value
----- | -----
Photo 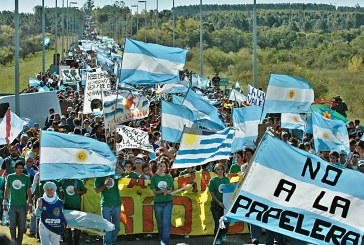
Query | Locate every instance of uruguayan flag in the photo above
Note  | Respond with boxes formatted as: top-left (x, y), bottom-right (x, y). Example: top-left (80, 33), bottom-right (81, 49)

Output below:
top-left (172, 127), bottom-right (234, 169)
top-left (40, 131), bottom-right (117, 181)
top-left (161, 101), bottom-right (197, 143)
top-left (312, 112), bottom-right (349, 154)
top-left (229, 89), bottom-right (246, 105)
top-left (263, 74), bottom-right (314, 115)
top-left (281, 113), bottom-right (305, 131)
top-left (182, 90), bottom-right (225, 130)
top-left (120, 38), bottom-right (187, 84)
top-left (232, 106), bottom-right (261, 152)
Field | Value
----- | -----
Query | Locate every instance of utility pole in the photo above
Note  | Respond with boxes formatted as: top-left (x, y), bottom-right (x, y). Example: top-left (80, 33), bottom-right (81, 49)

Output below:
top-left (253, 0), bottom-right (258, 88)
top-left (199, 0), bottom-right (203, 75)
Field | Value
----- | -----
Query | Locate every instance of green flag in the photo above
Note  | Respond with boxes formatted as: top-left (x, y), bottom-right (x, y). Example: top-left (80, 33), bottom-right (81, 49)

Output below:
top-left (310, 104), bottom-right (348, 123)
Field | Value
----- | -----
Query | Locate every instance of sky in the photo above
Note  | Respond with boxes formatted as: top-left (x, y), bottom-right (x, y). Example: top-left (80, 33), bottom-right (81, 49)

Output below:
top-left (1, 0), bottom-right (362, 13)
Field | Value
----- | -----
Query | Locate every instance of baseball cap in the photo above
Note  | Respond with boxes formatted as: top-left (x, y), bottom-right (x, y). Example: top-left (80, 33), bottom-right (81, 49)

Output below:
top-left (358, 160), bottom-right (364, 167)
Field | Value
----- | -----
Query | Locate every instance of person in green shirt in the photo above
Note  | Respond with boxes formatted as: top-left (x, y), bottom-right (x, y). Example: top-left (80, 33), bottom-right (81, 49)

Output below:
top-left (60, 178), bottom-right (87, 245)
top-left (0, 144), bottom-right (25, 176)
top-left (229, 150), bottom-right (245, 174)
top-left (121, 160), bottom-right (139, 179)
top-left (3, 160), bottom-right (32, 245)
top-left (208, 163), bottom-right (230, 245)
top-left (94, 172), bottom-right (122, 245)
top-left (150, 159), bottom-right (174, 245)
top-left (178, 167), bottom-right (196, 176)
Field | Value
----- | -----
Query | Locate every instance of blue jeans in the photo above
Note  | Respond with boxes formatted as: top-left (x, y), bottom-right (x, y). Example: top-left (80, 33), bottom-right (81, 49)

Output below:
top-left (210, 204), bottom-right (229, 240)
top-left (101, 205), bottom-right (121, 245)
top-left (154, 201), bottom-right (172, 245)
top-left (9, 206), bottom-right (27, 245)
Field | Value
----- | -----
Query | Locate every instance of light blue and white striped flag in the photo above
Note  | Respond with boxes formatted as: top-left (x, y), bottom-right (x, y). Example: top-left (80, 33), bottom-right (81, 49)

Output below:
top-left (262, 74), bottom-right (314, 115)
top-left (172, 127), bottom-right (234, 169)
top-left (281, 113), bottom-right (305, 131)
top-left (29, 77), bottom-right (42, 87)
top-left (120, 38), bottom-right (187, 85)
top-left (181, 89), bottom-right (225, 130)
top-left (232, 106), bottom-right (262, 152)
top-left (40, 131), bottom-right (117, 181)
top-left (312, 112), bottom-right (349, 154)
top-left (161, 101), bottom-right (197, 143)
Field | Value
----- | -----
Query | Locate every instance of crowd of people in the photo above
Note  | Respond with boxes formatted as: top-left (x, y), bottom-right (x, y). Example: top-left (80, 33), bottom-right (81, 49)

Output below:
top-left (0, 38), bottom-right (363, 245)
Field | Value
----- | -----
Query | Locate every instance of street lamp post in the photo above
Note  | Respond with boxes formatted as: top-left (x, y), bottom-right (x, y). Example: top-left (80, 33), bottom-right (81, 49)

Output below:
top-left (156, 0), bottom-right (158, 43)
top-left (138, 0), bottom-right (147, 42)
top-left (66, 0), bottom-right (69, 52)
top-left (172, 0), bottom-right (175, 47)
top-left (55, 0), bottom-right (58, 73)
top-left (253, 0), bottom-right (258, 88)
top-left (61, 0), bottom-right (64, 62)
top-left (199, 0), bottom-right (203, 75)
top-left (131, 5), bottom-right (139, 34)
top-left (15, 0), bottom-right (20, 115)
top-left (42, 0), bottom-right (45, 74)
top-left (70, 2), bottom-right (77, 45)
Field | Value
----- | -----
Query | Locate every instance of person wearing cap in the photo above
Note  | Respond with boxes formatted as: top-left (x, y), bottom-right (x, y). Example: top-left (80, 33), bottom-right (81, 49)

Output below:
top-left (35, 182), bottom-right (66, 244)
top-left (3, 160), bottom-right (32, 245)
top-left (358, 160), bottom-right (364, 173)
top-left (331, 95), bottom-right (348, 118)
top-left (339, 150), bottom-right (348, 165)
top-left (132, 154), bottom-right (145, 178)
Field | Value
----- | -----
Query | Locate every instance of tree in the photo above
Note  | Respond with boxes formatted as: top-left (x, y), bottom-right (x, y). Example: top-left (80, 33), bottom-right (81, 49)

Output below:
top-left (205, 48), bottom-right (233, 73)
top-left (83, 0), bottom-right (95, 15)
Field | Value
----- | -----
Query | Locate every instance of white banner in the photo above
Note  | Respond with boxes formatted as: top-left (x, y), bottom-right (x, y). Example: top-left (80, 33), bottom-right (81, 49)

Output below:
top-left (116, 125), bottom-right (154, 152)
top-left (247, 84), bottom-right (265, 107)
top-left (83, 71), bottom-right (111, 114)
top-left (60, 68), bottom-right (82, 85)
top-left (103, 90), bottom-right (150, 131)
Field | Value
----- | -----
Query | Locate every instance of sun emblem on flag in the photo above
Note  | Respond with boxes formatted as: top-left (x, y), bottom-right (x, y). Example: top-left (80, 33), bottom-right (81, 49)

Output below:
top-left (183, 133), bottom-right (199, 146)
top-left (76, 150), bottom-right (88, 162)
top-left (323, 111), bottom-right (331, 119)
top-left (322, 132), bottom-right (330, 140)
top-left (287, 89), bottom-right (296, 100)
top-left (292, 115), bottom-right (300, 122)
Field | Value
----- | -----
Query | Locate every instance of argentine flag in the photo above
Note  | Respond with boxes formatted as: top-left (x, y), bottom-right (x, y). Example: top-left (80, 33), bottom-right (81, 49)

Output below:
top-left (161, 101), bottom-right (197, 143)
top-left (263, 74), bottom-right (314, 115)
top-left (173, 127), bottom-right (234, 169)
top-left (232, 106), bottom-right (261, 152)
top-left (120, 38), bottom-right (187, 85)
top-left (281, 113), bottom-right (305, 131)
top-left (312, 112), bottom-right (349, 154)
top-left (29, 77), bottom-right (42, 87)
top-left (40, 131), bottom-right (117, 181)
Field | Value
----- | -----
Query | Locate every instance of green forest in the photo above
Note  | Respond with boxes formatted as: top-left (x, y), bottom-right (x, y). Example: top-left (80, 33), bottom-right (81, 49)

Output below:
top-left (0, 2), bottom-right (363, 118)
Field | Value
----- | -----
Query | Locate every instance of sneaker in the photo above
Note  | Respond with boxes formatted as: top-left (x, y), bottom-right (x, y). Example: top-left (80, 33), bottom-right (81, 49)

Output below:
top-left (221, 235), bottom-right (227, 241)
top-left (215, 239), bottom-right (221, 245)
top-left (145, 234), bottom-right (152, 240)
top-left (252, 238), bottom-right (259, 244)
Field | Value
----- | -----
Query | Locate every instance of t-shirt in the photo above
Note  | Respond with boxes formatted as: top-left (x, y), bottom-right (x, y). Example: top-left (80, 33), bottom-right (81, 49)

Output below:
top-left (94, 175), bottom-right (121, 207)
top-left (6, 173), bottom-right (31, 207)
top-left (61, 179), bottom-right (86, 210)
top-left (150, 174), bottom-right (174, 203)
top-left (179, 169), bottom-right (196, 176)
top-left (229, 164), bottom-right (241, 174)
top-left (121, 172), bottom-right (139, 179)
top-left (208, 176), bottom-right (230, 204)
top-left (2, 156), bottom-right (25, 175)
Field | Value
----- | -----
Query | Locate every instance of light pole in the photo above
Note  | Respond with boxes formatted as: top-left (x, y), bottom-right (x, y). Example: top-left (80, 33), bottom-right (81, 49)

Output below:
top-left (42, 0), bottom-right (46, 74)
top-left (138, 0), bottom-right (147, 42)
top-left (172, 0), bottom-right (175, 47)
top-left (70, 2), bottom-right (77, 45)
top-left (131, 5), bottom-right (139, 35)
top-left (199, 0), bottom-right (203, 75)
top-left (61, 0), bottom-right (64, 62)
top-left (55, 0), bottom-right (58, 73)
top-left (156, 0), bottom-right (158, 43)
top-left (15, 0), bottom-right (20, 115)
top-left (253, 0), bottom-right (258, 88)
top-left (66, 0), bottom-right (69, 53)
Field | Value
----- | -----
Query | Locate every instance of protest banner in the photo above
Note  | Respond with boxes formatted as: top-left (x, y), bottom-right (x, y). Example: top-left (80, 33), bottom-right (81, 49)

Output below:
top-left (102, 90), bottom-right (149, 131)
top-left (60, 68), bottom-right (82, 85)
top-left (225, 132), bottom-right (364, 245)
top-left (83, 71), bottom-right (111, 114)
top-left (82, 171), bottom-right (248, 235)
top-left (247, 84), bottom-right (265, 107)
top-left (116, 125), bottom-right (154, 152)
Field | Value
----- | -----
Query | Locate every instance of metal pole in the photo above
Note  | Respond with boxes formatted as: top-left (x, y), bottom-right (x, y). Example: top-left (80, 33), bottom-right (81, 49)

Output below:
top-left (15, 0), bottom-right (20, 115)
top-left (253, 0), bottom-right (258, 88)
top-left (199, 0), bottom-right (203, 75)
top-left (144, 1), bottom-right (147, 42)
top-left (156, 0), bottom-right (158, 43)
top-left (61, 0), bottom-right (64, 62)
top-left (42, 0), bottom-right (46, 74)
top-left (136, 5), bottom-right (139, 33)
top-left (66, 0), bottom-right (69, 53)
top-left (55, 0), bottom-right (58, 72)
top-left (172, 0), bottom-right (175, 47)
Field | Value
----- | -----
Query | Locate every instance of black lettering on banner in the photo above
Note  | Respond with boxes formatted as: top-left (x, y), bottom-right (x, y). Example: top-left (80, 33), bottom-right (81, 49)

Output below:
top-left (341, 231), bottom-right (361, 244)
top-left (301, 157), bottom-right (320, 179)
top-left (245, 201), bottom-right (268, 221)
top-left (279, 210), bottom-right (297, 231)
top-left (273, 179), bottom-right (296, 202)
top-left (310, 219), bottom-right (331, 241)
top-left (313, 191), bottom-right (329, 212)
top-left (322, 165), bottom-right (342, 186)
top-left (324, 225), bottom-right (346, 244)
top-left (330, 196), bottom-right (350, 218)
top-left (295, 214), bottom-right (310, 236)
top-left (261, 207), bottom-right (282, 223)
top-left (230, 195), bottom-right (252, 214)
